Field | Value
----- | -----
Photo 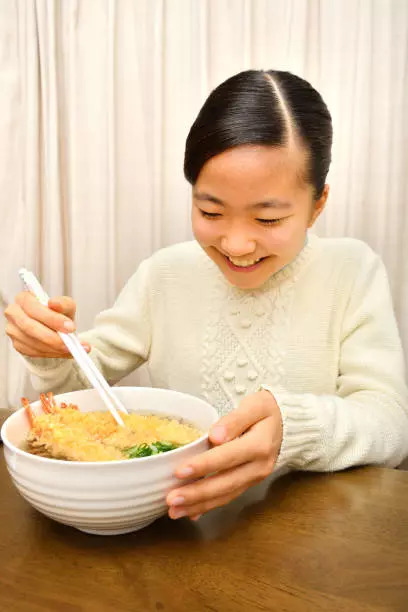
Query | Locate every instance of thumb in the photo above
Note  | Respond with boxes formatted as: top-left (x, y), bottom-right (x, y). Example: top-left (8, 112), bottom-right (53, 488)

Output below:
top-left (209, 391), bottom-right (276, 445)
top-left (48, 296), bottom-right (76, 321)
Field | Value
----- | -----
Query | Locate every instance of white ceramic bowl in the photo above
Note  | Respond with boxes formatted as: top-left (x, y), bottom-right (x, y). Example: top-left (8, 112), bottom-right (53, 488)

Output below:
top-left (1, 387), bottom-right (218, 536)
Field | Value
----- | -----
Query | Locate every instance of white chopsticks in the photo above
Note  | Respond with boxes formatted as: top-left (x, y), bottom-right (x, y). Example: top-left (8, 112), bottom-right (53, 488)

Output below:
top-left (18, 268), bottom-right (128, 427)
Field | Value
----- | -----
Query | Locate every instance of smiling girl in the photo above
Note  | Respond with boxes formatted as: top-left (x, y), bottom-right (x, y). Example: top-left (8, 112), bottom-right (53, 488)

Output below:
top-left (5, 69), bottom-right (408, 520)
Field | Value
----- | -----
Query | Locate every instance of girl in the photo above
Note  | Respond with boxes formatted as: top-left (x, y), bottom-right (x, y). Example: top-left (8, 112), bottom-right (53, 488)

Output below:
top-left (5, 70), bottom-right (408, 521)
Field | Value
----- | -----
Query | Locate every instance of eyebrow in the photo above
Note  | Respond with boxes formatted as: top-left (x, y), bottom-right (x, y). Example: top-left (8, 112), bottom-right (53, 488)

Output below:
top-left (193, 191), bottom-right (292, 210)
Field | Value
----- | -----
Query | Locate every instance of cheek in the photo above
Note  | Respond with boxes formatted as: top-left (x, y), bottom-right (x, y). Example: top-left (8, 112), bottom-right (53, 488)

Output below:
top-left (192, 215), bottom-right (218, 246)
top-left (263, 225), bottom-right (293, 250)
top-left (265, 220), bottom-right (307, 252)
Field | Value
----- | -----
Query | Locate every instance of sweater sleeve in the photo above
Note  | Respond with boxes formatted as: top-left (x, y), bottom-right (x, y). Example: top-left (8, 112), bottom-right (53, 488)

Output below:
top-left (24, 259), bottom-right (152, 395)
top-left (264, 254), bottom-right (408, 471)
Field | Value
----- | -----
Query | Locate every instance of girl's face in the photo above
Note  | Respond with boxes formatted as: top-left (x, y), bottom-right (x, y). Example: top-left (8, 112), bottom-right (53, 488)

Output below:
top-left (191, 144), bottom-right (328, 289)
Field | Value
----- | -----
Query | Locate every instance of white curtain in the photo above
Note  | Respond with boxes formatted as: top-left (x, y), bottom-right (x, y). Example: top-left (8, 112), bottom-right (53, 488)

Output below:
top-left (1, 0), bottom-right (407, 409)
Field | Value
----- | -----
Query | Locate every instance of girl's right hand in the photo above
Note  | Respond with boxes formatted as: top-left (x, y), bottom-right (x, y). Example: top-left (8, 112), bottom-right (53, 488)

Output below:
top-left (4, 292), bottom-right (90, 358)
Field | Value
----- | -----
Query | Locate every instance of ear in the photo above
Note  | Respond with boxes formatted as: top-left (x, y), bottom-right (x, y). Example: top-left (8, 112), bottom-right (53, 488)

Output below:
top-left (308, 184), bottom-right (329, 227)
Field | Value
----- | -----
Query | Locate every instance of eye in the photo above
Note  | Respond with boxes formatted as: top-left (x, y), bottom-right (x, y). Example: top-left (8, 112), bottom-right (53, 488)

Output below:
top-left (200, 210), bottom-right (222, 219)
top-left (256, 218), bottom-right (283, 225)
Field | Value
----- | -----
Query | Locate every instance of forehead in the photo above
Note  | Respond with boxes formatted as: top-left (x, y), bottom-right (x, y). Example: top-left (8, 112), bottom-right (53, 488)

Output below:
top-left (196, 145), bottom-right (309, 200)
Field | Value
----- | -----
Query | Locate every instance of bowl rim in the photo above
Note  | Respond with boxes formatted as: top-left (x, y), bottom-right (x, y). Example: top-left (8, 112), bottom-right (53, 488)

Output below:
top-left (1, 387), bottom-right (218, 467)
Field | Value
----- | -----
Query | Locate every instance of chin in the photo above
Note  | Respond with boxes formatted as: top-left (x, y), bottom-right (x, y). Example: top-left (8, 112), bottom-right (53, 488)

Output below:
top-left (223, 271), bottom-right (272, 290)
top-left (227, 277), bottom-right (266, 290)
top-left (205, 247), bottom-right (283, 290)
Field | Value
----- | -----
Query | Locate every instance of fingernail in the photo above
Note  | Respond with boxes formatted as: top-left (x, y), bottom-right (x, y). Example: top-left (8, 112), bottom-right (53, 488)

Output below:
top-left (81, 343), bottom-right (90, 352)
top-left (210, 425), bottom-right (226, 443)
top-left (63, 321), bottom-right (75, 332)
top-left (177, 466), bottom-right (193, 478)
top-left (169, 496), bottom-right (185, 507)
top-left (191, 514), bottom-right (202, 522)
top-left (171, 509), bottom-right (187, 519)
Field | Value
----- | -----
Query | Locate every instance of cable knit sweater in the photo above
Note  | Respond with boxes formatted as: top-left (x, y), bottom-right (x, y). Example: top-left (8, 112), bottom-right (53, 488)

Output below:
top-left (25, 235), bottom-right (408, 471)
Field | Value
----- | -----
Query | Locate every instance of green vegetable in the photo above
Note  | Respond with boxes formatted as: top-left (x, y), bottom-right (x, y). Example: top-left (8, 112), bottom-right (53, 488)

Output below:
top-left (154, 441), bottom-right (179, 452)
top-left (123, 441), bottom-right (180, 459)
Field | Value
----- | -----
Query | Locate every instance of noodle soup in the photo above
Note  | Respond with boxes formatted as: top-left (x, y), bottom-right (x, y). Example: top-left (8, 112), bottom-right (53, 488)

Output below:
top-left (2, 386), bottom-right (217, 534)
top-left (22, 393), bottom-right (202, 462)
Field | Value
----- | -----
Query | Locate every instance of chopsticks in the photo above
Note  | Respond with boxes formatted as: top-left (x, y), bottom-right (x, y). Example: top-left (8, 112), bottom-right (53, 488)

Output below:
top-left (18, 268), bottom-right (128, 427)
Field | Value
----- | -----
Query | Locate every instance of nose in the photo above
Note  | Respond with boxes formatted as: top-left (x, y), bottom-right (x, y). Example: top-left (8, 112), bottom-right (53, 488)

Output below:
top-left (220, 229), bottom-right (256, 257)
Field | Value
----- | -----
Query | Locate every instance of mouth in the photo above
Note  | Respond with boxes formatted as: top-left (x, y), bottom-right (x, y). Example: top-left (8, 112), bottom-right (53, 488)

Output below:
top-left (223, 254), bottom-right (268, 272)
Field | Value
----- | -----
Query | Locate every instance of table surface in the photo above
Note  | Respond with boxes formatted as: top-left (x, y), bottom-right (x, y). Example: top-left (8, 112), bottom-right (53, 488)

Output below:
top-left (1, 409), bottom-right (408, 612)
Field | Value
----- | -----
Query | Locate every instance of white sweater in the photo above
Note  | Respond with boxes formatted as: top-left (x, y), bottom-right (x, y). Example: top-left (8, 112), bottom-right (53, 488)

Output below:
top-left (26, 235), bottom-right (408, 471)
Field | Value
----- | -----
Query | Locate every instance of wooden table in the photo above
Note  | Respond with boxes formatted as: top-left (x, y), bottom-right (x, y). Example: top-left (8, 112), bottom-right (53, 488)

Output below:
top-left (1, 408), bottom-right (408, 612)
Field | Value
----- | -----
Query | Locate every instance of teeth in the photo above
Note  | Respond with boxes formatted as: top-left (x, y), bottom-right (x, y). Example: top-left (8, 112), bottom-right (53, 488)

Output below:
top-left (228, 256), bottom-right (262, 267)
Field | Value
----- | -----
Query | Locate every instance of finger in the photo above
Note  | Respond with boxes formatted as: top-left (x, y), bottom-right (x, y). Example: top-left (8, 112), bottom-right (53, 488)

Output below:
top-left (168, 460), bottom-right (266, 511)
top-left (11, 335), bottom-right (90, 358)
top-left (6, 303), bottom-right (73, 347)
top-left (5, 313), bottom-right (90, 356)
top-left (79, 341), bottom-right (91, 352)
top-left (6, 322), bottom-right (71, 356)
top-left (11, 338), bottom-right (70, 358)
top-left (14, 292), bottom-right (75, 332)
top-left (48, 296), bottom-right (76, 320)
top-left (175, 415), bottom-right (277, 481)
top-left (6, 322), bottom-right (91, 357)
top-left (209, 390), bottom-right (277, 445)
top-left (169, 485), bottom-right (248, 519)
top-left (10, 339), bottom-right (43, 357)
top-left (175, 435), bottom-right (255, 480)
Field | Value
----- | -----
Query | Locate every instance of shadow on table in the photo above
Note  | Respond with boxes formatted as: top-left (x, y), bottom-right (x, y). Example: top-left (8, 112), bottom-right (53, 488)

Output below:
top-left (38, 466), bottom-right (296, 549)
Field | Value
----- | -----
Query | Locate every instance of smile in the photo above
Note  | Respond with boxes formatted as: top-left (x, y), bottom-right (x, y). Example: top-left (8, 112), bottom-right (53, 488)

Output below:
top-left (224, 254), bottom-right (267, 272)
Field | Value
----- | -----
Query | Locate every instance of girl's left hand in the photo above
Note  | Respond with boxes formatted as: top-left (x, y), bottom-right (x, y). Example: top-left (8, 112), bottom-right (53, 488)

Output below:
top-left (166, 389), bottom-right (283, 520)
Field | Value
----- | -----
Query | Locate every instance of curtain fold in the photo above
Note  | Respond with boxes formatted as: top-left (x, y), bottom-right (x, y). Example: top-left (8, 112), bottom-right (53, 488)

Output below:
top-left (1, 0), bottom-right (407, 408)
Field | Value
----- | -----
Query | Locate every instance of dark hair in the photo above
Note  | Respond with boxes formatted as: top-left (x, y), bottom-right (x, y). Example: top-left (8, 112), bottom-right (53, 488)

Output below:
top-left (184, 69), bottom-right (332, 199)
